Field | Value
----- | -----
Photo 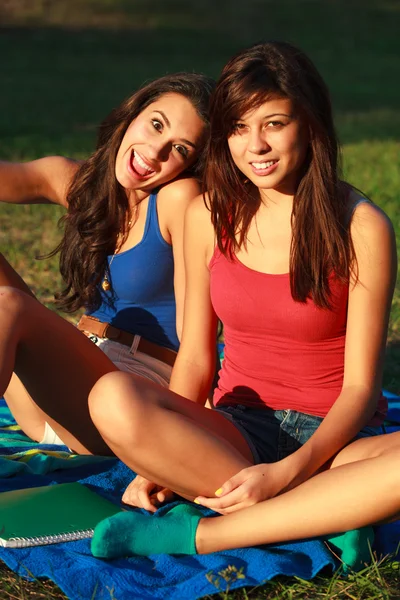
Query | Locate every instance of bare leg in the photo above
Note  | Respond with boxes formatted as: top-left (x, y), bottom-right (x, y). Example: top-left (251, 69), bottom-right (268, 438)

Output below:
top-left (0, 253), bottom-right (35, 298)
top-left (330, 429), bottom-right (400, 467)
top-left (92, 431), bottom-right (400, 559)
top-left (0, 286), bottom-right (118, 454)
top-left (89, 371), bottom-right (254, 498)
top-left (0, 253), bottom-right (51, 439)
top-left (196, 433), bottom-right (400, 554)
top-left (3, 373), bottom-right (51, 441)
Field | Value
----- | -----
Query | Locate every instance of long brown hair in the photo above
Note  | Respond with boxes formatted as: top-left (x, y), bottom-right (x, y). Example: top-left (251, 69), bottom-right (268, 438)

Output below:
top-left (53, 73), bottom-right (214, 313)
top-left (206, 41), bottom-right (354, 308)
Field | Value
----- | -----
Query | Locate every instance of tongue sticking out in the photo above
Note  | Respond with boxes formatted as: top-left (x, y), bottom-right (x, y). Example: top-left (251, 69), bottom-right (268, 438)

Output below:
top-left (131, 152), bottom-right (155, 177)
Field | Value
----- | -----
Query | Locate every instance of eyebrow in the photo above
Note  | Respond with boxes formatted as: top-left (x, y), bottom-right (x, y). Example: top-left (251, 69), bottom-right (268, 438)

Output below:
top-left (265, 113), bottom-right (291, 119)
top-left (154, 110), bottom-right (197, 149)
top-left (235, 112), bottom-right (292, 120)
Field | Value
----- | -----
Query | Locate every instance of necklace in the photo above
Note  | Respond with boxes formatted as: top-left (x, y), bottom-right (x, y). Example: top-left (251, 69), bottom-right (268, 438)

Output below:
top-left (101, 254), bottom-right (115, 291)
top-left (101, 217), bottom-right (133, 291)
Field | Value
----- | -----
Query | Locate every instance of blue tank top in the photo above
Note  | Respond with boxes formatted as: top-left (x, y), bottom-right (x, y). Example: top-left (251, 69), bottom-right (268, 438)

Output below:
top-left (89, 190), bottom-right (179, 351)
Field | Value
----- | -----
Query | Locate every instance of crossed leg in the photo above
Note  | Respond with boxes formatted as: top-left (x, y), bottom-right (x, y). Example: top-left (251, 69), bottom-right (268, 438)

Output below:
top-left (89, 371), bottom-right (255, 499)
top-left (194, 431), bottom-right (400, 553)
top-left (90, 419), bottom-right (400, 557)
top-left (89, 369), bottom-right (400, 557)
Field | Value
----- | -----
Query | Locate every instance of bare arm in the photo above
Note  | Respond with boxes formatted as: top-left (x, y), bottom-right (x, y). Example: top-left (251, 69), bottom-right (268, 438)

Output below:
top-left (169, 194), bottom-right (218, 403)
top-left (0, 157), bottom-right (80, 207)
top-left (159, 177), bottom-right (202, 341)
top-left (123, 193), bottom-right (218, 510)
top-left (283, 201), bottom-right (397, 485)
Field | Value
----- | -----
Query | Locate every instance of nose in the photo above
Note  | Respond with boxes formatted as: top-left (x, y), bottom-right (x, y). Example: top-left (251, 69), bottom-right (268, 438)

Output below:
top-left (248, 129), bottom-right (270, 155)
top-left (147, 139), bottom-right (172, 163)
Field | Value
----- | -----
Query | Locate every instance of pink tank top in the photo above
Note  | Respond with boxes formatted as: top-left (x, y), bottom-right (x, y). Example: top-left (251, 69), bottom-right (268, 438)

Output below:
top-left (210, 248), bottom-right (386, 424)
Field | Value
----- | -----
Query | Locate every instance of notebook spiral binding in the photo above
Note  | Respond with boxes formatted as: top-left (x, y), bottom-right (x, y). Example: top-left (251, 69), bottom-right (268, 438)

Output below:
top-left (5, 529), bottom-right (94, 548)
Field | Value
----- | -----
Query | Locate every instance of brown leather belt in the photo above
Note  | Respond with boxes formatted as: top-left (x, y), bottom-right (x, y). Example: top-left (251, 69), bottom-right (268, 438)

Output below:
top-left (77, 315), bottom-right (177, 367)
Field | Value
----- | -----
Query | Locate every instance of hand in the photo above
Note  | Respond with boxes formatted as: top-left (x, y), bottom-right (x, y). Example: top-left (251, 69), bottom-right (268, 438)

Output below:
top-left (194, 462), bottom-right (291, 514)
top-left (122, 475), bottom-right (175, 513)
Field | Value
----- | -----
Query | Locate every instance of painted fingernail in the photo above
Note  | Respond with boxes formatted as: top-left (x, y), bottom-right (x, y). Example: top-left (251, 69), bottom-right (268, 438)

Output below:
top-left (215, 488), bottom-right (223, 496)
top-left (194, 499), bottom-right (201, 504)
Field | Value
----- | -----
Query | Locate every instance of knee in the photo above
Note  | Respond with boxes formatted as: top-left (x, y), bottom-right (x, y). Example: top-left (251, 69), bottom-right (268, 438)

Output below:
top-left (384, 441), bottom-right (400, 467)
top-left (0, 286), bottom-right (29, 320)
top-left (89, 371), bottom-right (149, 445)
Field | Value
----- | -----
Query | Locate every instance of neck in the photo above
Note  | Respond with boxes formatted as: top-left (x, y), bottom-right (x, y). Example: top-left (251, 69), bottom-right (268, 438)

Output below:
top-left (259, 187), bottom-right (294, 211)
top-left (127, 188), bottom-right (151, 205)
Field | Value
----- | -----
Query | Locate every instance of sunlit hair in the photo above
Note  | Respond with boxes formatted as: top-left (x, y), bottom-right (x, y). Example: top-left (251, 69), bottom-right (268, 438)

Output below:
top-left (52, 72), bottom-right (214, 313)
top-left (205, 41), bottom-right (354, 308)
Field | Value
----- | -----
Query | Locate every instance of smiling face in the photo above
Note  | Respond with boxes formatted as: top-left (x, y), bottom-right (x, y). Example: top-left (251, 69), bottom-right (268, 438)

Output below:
top-left (115, 92), bottom-right (205, 194)
top-left (227, 96), bottom-right (309, 198)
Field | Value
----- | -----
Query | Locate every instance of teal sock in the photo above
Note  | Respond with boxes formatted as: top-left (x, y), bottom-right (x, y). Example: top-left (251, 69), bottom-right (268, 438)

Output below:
top-left (326, 527), bottom-right (374, 572)
top-left (91, 503), bottom-right (203, 559)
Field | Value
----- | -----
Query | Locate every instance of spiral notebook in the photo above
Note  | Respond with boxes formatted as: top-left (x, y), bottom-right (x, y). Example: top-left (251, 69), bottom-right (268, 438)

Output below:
top-left (0, 483), bottom-right (123, 548)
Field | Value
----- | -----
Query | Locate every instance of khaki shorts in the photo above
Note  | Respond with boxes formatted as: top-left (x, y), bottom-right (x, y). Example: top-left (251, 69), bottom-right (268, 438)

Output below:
top-left (40, 336), bottom-right (172, 446)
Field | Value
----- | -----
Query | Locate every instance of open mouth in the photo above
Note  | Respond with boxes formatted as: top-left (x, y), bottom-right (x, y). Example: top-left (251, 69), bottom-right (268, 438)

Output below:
top-left (251, 160), bottom-right (278, 171)
top-left (130, 150), bottom-right (156, 178)
top-left (248, 159), bottom-right (279, 177)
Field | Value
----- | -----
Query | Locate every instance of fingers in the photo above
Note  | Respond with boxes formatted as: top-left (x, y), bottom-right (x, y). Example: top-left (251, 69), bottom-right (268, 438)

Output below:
top-left (138, 483), bottom-right (158, 513)
top-left (122, 477), bottom-right (157, 512)
top-left (193, 469), bottom-right (247, 508)
top-left (215, 502), bottom-right (251, 515)
top-left (195, 484), bottom-right (250, 512)
top-left (195, 492), bottom-right (252, 514)
top-left (213, 470), bottom-right (247, 498)
top-left (155, 488), bottom-right (175, 504)
top-left (194, 466), bottom-right (268, 514)
top-left (121, 477), bottom-right (176, 513)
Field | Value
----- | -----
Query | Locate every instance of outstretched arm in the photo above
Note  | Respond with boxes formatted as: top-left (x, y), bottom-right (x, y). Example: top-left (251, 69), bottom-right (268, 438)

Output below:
top-left (0, 157), bottom-right (80, 207)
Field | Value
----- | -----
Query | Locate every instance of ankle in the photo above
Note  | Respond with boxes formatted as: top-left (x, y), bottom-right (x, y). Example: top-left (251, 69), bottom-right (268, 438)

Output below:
top-left (195, 517), bottom-right (224, 555)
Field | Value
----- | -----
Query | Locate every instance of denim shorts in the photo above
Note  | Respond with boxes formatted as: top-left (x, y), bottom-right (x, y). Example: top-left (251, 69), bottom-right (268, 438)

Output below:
top-left (215, 404), bottom-right (385, 464)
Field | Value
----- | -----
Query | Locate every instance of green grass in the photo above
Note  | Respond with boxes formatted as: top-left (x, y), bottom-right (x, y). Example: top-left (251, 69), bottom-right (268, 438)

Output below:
top-left (0, 0), bottom-right (399, 598)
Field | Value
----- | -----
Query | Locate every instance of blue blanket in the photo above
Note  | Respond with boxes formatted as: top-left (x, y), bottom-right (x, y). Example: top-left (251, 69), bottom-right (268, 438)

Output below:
top-left (0, 396), bottom-right (399, 600)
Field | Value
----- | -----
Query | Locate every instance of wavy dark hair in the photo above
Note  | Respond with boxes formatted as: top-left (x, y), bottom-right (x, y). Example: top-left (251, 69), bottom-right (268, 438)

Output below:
top-left (52, 72), bottom-right (214, 313)
top-left (205, 41), bottom-right (354, 308)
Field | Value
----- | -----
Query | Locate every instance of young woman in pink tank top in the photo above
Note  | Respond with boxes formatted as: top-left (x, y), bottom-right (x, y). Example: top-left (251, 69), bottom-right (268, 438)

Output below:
top-left (89, 42), bottom-right (400, 562)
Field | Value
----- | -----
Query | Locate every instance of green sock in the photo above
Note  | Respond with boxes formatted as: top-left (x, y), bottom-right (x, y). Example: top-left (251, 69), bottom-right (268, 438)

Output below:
top-left (326, 527), bottom-right (375, 572)
top-left (91, 503), bottom-right (203, 559)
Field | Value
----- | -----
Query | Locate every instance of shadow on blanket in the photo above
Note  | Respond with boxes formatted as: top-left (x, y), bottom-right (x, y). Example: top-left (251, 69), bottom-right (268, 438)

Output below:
top-left (0, 397), bottom-right (398, 600)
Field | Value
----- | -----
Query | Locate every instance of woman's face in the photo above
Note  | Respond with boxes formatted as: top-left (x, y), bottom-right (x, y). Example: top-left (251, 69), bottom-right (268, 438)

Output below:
top-left (115, 93), bottom-right (205, 194)
top-left (227, 96), bottom-right (309, 197)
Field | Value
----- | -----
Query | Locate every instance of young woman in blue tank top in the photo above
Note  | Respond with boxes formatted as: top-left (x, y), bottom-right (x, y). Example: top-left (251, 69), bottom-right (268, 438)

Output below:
top-left (88, 43), bottom-right (400, 563)
top-left (0, 73), bottom-right (214, 454)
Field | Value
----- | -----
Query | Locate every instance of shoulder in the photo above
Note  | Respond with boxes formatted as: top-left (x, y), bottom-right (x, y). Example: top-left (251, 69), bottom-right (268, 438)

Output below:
top-left (185, 192), bottom-right (212, 227)
top-left (349, 191), bottom-right (395, 245)
top-left (157, 176), bottom-right (201, 209)
top-left (158, 177), bottom-right (204, 239)
top-left (28, 156), bottom-right (81, 207)
top-left (185, 192), bottom-right (215, 257)
top-left (347, 190), bottom-right (396, 275)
